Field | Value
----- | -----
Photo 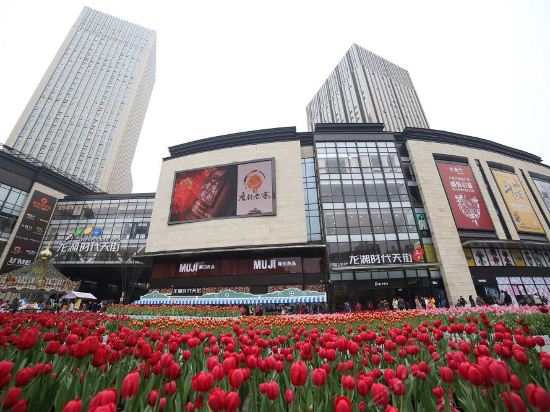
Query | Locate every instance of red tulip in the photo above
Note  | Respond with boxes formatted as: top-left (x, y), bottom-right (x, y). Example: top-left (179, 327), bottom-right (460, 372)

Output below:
top-left (467, 365), bottom-right (484, 386)
top-left (432, 386), bottom-right (444, 399)
top-left (312, 368), bottom-right (327, 387)
top-left (121, 371), bottom-right (140, 399)
top-left (503, 391), bottom-right (526, 412)
top-left (229, 369), bottom-right (244, 389)
top-left (192, 372), bottom-right (214, 392)
top-left (62, 399), bottom-right (82, 412)
top-left (3, 387), bottom-right (22, 409)
top-left (396, 364), bottom-right (408, 380)
top-left (148, 390), bottom-right (159, 406)
top-left (11, 399), bottom-right (28, 412)
top-left (14, 368), bottom-right (35, 387)
top-left (439, 367), bottom-right (454, 384)
top-left (341, 375), bottom-right (355, 391)
top-left (488, 360), bottom-right (510, 384)
top-left (259, 381), bottom-right (280, 400)
top-left (290, 361), bottom-right (308, 387)
top-left (14, 328), bottom-right (39, 350)
top-left (208, 388), bottom-right (226, 411)
top-left (527, 384), bottom-right (550, 412)
top-left (334, 396), bottom-right (352, 412)
top-left (164, 380), bottom-right (177, 396)
top-left (225, 391), bottom-right (241, 412)
top-left (371, 383), bottom-right (390, 407)
top-left (389, 378), bottom-right (406, 396)
top-left (285, 389), bottom-right (295, 404)
top-left (89, 388), bottom-right (117, 411)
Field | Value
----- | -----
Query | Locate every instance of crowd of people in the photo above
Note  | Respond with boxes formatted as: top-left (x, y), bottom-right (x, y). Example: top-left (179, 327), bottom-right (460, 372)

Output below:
top-left (0, 298), bottom-right (106, 313)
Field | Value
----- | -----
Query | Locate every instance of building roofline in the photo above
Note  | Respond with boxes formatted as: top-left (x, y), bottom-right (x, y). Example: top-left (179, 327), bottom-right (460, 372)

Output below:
top-left (61, 192), bottom-right (156, 201)
top-left (313, 123), bottom-right (386, 133)
top-left (167, 127), bottom-right (307, 159)
top-left (0, 144), bottom-right (100, 195)
top-left (399, 127), bottom-right (543, 164)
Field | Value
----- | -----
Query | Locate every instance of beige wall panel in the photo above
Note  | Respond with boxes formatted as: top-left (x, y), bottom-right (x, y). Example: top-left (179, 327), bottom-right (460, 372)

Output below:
top-left (146, 141), bottom-right (307, 253)
top-left (407, 139), bottom-right (550, 304)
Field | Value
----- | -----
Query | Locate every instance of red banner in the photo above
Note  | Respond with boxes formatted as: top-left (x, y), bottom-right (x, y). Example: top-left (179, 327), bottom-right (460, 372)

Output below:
top-left (437, 162), bottom-right (494, 231)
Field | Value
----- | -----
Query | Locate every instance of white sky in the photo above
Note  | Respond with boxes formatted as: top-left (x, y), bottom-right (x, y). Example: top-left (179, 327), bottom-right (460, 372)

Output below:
top-left (0, 0), bottom-right (549, 193)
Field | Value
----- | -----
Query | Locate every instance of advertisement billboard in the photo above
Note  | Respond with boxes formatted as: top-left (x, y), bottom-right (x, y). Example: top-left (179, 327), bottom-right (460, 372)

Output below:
top-left (436, 161), bottom-right (494, 230)
top-left (0, 190), bottom-right (57, 273)
top-left (492, 170), bottom-right (545, 234)
top-left (532, 177), bottom-right (550, 213)
top-left (169, 159), bottom-right (275, 223)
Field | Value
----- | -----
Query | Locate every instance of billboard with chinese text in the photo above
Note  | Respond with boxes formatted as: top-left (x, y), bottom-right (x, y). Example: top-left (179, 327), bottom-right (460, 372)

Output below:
top-left (436, 161), bottom-right (494, 231)
top-left (0, 191), bottom-right (57, 273)
top-left (492, 170), bottom-right (544, 234)
top-left (169, 159), bottom-right (275, 223)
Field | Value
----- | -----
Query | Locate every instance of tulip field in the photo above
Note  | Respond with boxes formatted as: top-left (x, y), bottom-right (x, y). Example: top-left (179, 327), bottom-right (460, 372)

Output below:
top-left (0, 306), bottom-right (549, 412)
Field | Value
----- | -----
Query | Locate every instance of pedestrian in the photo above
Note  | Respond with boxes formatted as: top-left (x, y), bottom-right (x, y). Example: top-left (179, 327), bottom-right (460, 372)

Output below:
top-left (414, 296), bottom-right (422, 310)
top-left (10, 298), bottom-right (19, 313)
top-left (392, 298), bottom-right (399, 310)
top-left (457, 296), bottom-right (467, 307)
top-left (503, 291), bottom-right (513, 306)
top-left (468, 295), bottom-right (476, 307)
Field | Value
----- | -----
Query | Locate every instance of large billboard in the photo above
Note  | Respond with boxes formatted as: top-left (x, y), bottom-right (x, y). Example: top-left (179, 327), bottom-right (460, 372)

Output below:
top-left (169, 159), bottom-right (275, 223)
top-left (436, 161), bottom-right (494, 230)
top-left (492, 170), bottom-right (545, 234)
top-left (0, 190), bottom-right (57, 273)
top-left (532, 177), bottom-right (550, 213)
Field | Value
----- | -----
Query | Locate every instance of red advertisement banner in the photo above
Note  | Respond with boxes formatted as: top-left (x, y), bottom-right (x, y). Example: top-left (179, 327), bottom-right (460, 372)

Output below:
top-left (437, 162), bottom-right (494, 231)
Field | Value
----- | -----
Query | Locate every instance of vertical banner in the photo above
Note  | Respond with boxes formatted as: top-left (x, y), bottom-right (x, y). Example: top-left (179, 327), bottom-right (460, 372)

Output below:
top-left (532, 177), bottom-right (550, 213)
top-left (236, 160), bottom-right (274, 215)
top-left (0, 190), bottom-right (57, 273)
top-left (492, 170), bottom-right (545, 234)
top-left (436, 161), bottom-right (494, 230)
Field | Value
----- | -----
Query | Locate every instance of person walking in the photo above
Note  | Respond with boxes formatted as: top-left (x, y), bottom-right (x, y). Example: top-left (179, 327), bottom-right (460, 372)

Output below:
top-left (9, 298), bottom-right (19, 313)
top-left (468, 295), bottom-right (476, 307)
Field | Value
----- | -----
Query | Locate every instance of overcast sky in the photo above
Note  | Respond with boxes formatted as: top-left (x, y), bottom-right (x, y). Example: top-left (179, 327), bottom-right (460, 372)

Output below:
top-left (0, 0), bottom-right (548, 193)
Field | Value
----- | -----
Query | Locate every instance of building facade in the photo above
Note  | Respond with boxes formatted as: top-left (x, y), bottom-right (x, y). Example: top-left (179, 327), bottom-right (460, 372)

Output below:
top-left (5, 7), bottom-right (156, 193)
top-left (306, 44), bottom-right (429, 133)
top-left (42, 193), bottom-right (154, 301)
top-left (141, 124), bottom-right (550, 310)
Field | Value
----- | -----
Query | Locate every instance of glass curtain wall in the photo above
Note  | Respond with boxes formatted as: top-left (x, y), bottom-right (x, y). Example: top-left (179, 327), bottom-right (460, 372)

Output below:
top-left (302, 157), bottom-right (321, 241)
top-left (44, 197), bottom-right (153, 264)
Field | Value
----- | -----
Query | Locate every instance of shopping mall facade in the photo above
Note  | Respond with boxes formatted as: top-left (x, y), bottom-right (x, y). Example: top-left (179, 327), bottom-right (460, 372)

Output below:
top-left (2, 124), bottom-right (550, 307)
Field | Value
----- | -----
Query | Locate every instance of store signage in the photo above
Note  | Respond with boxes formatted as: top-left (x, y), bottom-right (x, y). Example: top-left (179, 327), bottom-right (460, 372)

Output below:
top-left (348, 248), bottom-right (424, 266)
top-left (0, 191), bottom-right (57, 273)
top-left (492, 170), bottom-right (544, 234)
top-left (437, 161), bottom-right (494, 231)
top-left (178, 262), bottom-right (216, 274)
top-left (169, 159), bottom-right (275, 224)
top-left (154, 256), bottom-right (308, 279)
top-left (58, 238), bottom-right (120, 253)
top-left (172, 287), bottom-right (202, 295)
top-left (374, 281), bottom-right (389, 287)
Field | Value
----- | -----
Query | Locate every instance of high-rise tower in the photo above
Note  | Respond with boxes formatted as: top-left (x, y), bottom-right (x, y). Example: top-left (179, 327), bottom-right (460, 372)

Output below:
top-left (306, 44), bottom-right (428, 132)
top-left (5, 7), bottom-right (156, 193)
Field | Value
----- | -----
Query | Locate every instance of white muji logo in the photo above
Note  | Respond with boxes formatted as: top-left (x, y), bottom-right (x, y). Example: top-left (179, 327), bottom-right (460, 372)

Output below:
top-left (455, 194), bottom-right (481, 226)
top-left (253, 259), bottom-right (277, 270)
top-left (179, 263), bottom-right (199, 273)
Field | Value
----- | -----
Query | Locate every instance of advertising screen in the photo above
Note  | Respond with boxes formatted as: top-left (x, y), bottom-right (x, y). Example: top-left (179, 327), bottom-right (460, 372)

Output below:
top-left (492, 170), bottom-right (544, 234)
top-left (436, 161), bottom-right (494, 230)
top-left (169, 159), bottom-right (275, 223)
top-left (0, 190), bottom-right (57, 273)
top-left (532, 177), bottom-right (550, 213)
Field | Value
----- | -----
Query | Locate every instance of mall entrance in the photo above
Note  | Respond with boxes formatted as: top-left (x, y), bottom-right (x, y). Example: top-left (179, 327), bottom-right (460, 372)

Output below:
top-left (331, 277), bottom-right (447, 311)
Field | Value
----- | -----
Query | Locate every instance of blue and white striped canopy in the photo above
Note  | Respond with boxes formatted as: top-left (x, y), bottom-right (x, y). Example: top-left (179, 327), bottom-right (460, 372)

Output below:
top-left (136, 294), bottom-right (326, 306)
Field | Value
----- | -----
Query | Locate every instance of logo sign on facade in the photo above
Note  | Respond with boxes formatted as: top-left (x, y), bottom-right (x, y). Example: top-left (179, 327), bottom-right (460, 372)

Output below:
top-left (348, 248), bottom-right (425, 266)
top-left (0, 190), bottom-right (57, 273)
top-left (178, 262), bottom-right (216, 274)
top-left (57, 226), bottom-right (120, 255)
top-left (169, 159), bottom-right (275, 224)
top-left (252, 259), bottom-right (298, 270)
top-left (492, 170), bottom-right (545, 234)
top-left (374, 281), bottom-right (389, 287)
top-left (436, 161), bottom-right (494, 231)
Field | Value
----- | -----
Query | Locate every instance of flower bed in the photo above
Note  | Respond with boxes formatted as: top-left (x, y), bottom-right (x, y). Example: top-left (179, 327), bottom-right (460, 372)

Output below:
top-left (106, 304), bottom-right (242, 318)
top-left (0, 307), bottom-right (548, 411)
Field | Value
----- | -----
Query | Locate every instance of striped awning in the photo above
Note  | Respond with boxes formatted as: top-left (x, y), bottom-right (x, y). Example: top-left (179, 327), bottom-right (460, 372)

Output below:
top-left (136, 294), bottom-right (327, 306)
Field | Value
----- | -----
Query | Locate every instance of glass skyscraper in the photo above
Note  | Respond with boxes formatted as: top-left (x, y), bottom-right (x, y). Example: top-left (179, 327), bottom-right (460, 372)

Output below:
top-left (306, 44), bottom-right (429, 132)
top-left (5, 7), bottom-right (156, 193)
